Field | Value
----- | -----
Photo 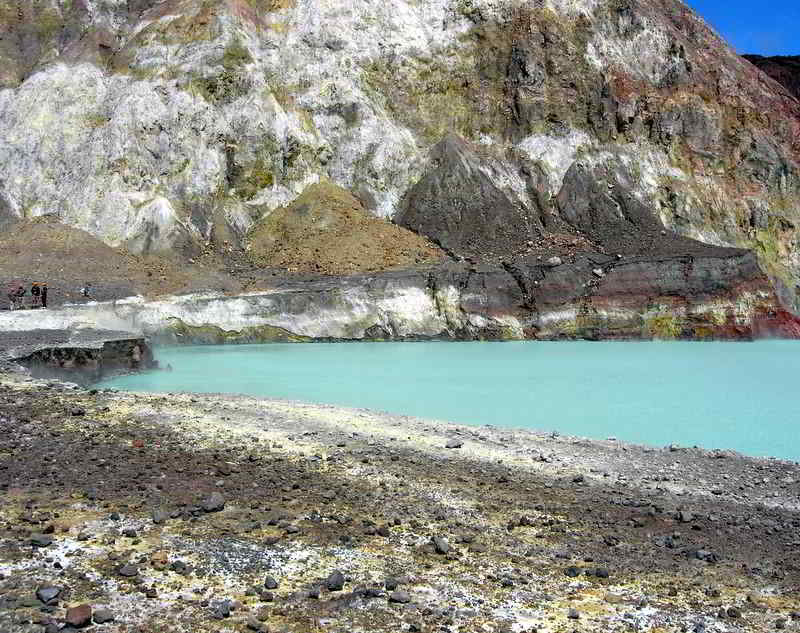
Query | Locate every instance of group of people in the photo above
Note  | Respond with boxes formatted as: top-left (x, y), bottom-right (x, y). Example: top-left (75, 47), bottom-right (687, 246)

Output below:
top-left (6, 281), bottom-right (48, 310)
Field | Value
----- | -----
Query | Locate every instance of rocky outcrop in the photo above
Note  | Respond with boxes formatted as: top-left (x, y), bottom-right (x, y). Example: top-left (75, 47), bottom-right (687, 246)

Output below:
top-left (1, 257), bottom-right (796, 342)
top-left (6, 333), bottom-right (155, 383)
top-left (744, 55), bottom-right (800, 101)
top-left (395, 135), bottom-right (542, 258)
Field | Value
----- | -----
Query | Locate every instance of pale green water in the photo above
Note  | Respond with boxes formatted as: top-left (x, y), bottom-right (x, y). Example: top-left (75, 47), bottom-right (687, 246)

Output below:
top-left (98, 341), bottom-right (800, 461)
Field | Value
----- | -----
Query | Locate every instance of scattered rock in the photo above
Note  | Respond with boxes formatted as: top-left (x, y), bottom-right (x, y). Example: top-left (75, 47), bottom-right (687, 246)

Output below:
top-left (152, 509), bottom-right (168, 525)
top-left (432, 535), bottom-right (450, 555)
top-left (36, 586), bottom-right (61, 604)
top-left (201, 492), bottom-right (226, 513)
top-left (389, 591), bottom-right (411, 604)
top-left (264, 576), bottom-right (279, 590)
top-left (326, 570), bottom-right (345, 592)
top-left (212, 600), bottom-right (232, 619)
top-left (445, 439), bottom-right (463, 449)
top-left (93, 609), bottom-right (115, 624)
top-left (567, 608), bottom-right (580, 619)
top-left (65, 604), bottom-right (92, 628)
top-left (30, 533), bottom-right (53, 547)
top-left (118, 564), bottom-right (139, 577)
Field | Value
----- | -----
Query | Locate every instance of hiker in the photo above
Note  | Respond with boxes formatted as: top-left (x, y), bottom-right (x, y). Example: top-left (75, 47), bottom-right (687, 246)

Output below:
top-left (6, 282), bottom-right (21, 310)
top-left (8, 283), bottom-right (25, 310)
top-left (41, 282), bottom-right (48, 309)
top-left (31, 282), bottom-right (41, 308)
top-left (80, 283), bottom-right (92, 299)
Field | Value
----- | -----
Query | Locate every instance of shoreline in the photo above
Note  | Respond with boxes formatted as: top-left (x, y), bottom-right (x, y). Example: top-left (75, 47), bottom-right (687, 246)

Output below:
top-left (1, 371), bottom-right (798, 632)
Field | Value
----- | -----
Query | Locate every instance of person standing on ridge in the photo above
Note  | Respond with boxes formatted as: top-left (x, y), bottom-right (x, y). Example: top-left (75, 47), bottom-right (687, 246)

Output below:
top-left (31, 282), bottom-right (41, 308)
top-left (41, 282), bottom-right (48, 309)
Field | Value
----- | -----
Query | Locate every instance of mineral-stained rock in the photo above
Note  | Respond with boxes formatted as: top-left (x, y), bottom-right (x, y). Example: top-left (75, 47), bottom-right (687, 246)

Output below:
top-left (0, 0), bottom-right (795, 328)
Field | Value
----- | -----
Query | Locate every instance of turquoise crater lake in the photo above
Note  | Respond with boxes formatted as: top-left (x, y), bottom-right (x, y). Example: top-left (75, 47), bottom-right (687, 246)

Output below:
top-left (98, 341), bottom-right (800, 461)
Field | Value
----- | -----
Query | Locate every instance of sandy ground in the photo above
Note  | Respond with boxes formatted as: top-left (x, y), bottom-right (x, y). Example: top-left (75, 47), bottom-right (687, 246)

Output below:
top-left (0, 371), bottom-right (798, 633)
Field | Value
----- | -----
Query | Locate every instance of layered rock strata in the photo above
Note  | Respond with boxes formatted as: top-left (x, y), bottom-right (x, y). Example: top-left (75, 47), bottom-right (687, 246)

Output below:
top-left (1, 255), bottom-right (797, 342)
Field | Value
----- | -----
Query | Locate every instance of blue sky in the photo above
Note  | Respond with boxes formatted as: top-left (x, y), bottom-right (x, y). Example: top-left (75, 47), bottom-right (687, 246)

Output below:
top-left (686, 1), bottom-right (799, 56)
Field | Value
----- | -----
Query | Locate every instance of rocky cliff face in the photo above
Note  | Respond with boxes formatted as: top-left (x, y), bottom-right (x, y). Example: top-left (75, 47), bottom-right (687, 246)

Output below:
top-left (0, 0), bottom-right (798, 324)
top-left (2, 254), bottom-right (798, 342)
top-left (744, 55), bottom-right (800, 101)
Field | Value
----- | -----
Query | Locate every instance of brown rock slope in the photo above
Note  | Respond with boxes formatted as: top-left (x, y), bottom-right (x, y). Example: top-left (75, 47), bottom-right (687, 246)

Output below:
top-left (246, 181), bottom-right (444, 275)
top-left (744, 54), bottom-right (800, 101)
top-left (0, 217), bottom-right (240, 305)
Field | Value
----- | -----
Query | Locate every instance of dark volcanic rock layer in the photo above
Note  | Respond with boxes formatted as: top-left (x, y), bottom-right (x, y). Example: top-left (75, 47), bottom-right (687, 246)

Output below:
top-left (744, 54), bottom-right (800, 101)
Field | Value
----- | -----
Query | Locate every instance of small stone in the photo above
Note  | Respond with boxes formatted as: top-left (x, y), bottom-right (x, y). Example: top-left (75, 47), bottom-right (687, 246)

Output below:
top-left (65, 604), bottom-right (92, 628)
top-left (592, 268), bottom-right (605, 278)
top-left (445, 439), bottom-right (463, 449)
top-left (36, 586), bottom-right (61, 604)
top-left (71, 408), bottom-right (86, 417)
top-left (201, 492), bottom-right (225, 513)
top-left (567, 608), bottom-right (580, 620)
top-left (431, 535), bottom-right (450, 555)
top-left (678, 511), bottom-right (694, 523)
top-left (118, 564), bottom-right (139, 577)
top-left (776, 619), bottom-right (787, 630)
top-left (150, 551), bottom-right (168, 570)
top-left (546, 256), bottom-right (562, 266)
top-left (264, 576), bottom-right (278, 590)
top-left (564, 566), bottom-right (581, 577)
top-left (122, 528), bottom-right (137, 538)
top-left (212, 600), bottom-right (232, 619)
top-left (246, 617), bottom-right (264, 632)
top-left (727, 606), bottom-right (741, 619)
top-left (389, 591), bottom-right (411, 604)
top-left (152, 509), bottom-right (168, 525)
top-left (93, 608), bottom-right (115, 624)
top-left (30, 533), bottom-right (53, 547)
top-left (326, 569), bottom-right (345, 591)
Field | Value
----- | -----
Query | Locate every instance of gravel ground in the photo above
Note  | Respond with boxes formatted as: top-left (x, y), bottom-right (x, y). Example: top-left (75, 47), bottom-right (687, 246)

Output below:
top-left (0, 372), bottom-right (798, 632)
